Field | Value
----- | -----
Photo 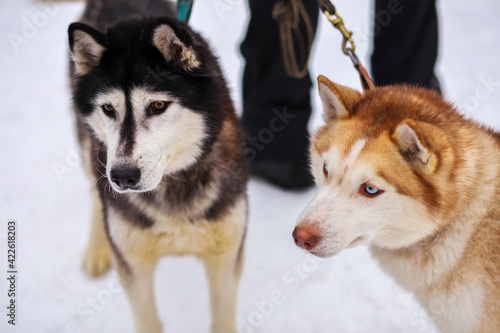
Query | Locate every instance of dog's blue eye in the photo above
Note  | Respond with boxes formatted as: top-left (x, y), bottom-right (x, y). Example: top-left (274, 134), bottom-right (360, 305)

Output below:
top-left (364, 185), bottom-right (379, 195)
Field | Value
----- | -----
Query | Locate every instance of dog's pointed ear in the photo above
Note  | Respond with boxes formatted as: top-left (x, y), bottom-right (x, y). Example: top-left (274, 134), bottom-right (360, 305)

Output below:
top-left (392, 119), bottom-right (438, 174)
top-left (68, 23), bottom-right (107, 75)
top-left (317, 75), bottom-right (362, 122)
top-left (152, 21), bottom-right (200, 71)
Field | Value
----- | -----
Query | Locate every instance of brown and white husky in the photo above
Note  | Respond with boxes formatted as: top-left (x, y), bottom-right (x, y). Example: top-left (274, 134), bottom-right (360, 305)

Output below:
top-left (294, 75), bottom-right (500, 332)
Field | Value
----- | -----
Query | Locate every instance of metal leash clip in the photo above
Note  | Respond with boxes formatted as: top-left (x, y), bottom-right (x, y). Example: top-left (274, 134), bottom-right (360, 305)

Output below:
top-left (321, 9), bottom-right (356, 55)
top-left (318, 0), bottom-right (374, 90)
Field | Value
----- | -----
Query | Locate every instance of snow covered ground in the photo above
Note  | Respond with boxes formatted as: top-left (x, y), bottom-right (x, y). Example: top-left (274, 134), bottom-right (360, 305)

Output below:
top-left (1, 0), bottom-right (500, 332)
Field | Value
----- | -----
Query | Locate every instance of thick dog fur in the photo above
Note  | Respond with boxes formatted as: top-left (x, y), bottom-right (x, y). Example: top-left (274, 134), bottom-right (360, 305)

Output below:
top-left (67, 1), bottom-right (248, 332)
top-left (295, 75), bottom-right (500, 332)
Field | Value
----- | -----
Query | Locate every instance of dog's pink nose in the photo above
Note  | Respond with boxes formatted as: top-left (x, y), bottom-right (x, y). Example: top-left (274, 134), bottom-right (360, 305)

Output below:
top-left (293, 225), bottom-right (321, 250)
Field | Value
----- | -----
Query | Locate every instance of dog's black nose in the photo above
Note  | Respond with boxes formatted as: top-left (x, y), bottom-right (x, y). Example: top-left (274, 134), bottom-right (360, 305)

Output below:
top-left (110, 168), bottom-right (141, 188)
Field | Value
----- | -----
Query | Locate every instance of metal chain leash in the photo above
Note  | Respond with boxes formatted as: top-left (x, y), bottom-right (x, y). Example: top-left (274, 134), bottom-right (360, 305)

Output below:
top-left (317, 0), bottom-right (375, 90)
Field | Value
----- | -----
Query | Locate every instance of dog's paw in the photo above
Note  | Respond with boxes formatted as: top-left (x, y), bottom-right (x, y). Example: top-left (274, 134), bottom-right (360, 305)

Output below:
top-left (211, 325), bottom-right (237, 333)
top-left (210, 324), bottom-right (238, 333)
top-left (135, 319), bottom-right (163, 333)
top-left (83, 246), bottom-right (111, 278)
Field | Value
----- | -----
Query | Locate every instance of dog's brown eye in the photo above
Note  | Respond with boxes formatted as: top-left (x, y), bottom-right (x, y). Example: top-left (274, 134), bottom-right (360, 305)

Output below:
top-left (323, 162), bottom-right (329, 178)
top-left (101, 104), bottom-right (116, 118)
top-left (153, 101), bottom-right (165, 110)
top-left (148, 101), bottom-right (171, 115)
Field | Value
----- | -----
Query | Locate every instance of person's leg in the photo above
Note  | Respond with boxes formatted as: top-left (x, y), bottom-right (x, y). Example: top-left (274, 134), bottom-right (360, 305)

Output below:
top-left (371, 0), bottom-right (441, 92)
top-left (241, 0), bottom-right (319, 190)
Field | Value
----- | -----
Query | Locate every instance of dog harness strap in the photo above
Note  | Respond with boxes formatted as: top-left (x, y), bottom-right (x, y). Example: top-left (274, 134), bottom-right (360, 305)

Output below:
top-left (273, 0), bottom-right (314, 79)
top-left (177, 0), bottom-right (194, 23)
top-left (346, 49), bottom-right (376, 91)
top-left (356, 62), bottom-right (376, 91)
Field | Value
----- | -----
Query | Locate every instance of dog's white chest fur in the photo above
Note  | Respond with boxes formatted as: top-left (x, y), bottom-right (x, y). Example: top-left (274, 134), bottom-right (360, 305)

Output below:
top-left (374, 249), bottom-right (484, 333)
top-left (419, 283), bottom-right (483, 333)
top-left (108, 197), bottom-right (246, 258)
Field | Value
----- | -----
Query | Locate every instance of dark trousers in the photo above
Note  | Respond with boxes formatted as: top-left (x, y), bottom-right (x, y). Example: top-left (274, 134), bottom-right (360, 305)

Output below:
top-left (241, 0), bottom-right (319, 163)
top-left (241, 0), bottom-right (439, 162)
top-left (371, 0), bottom-right (440, 90)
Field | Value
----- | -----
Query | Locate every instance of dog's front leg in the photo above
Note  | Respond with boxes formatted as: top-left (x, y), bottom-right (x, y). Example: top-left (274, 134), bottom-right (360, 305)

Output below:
top-left (83, 189), bottom-right (111, 277)
top-left (203, 250), bottom-right (243, 333)
top-left (107, 208), bottom-right (162, 333)
top-left (117, 256), bottom-right (162, 333)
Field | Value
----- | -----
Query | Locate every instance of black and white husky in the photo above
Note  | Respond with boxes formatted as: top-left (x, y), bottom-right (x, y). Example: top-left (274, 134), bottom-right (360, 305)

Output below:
top-left (67, 1), bottom-right (248, 332)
